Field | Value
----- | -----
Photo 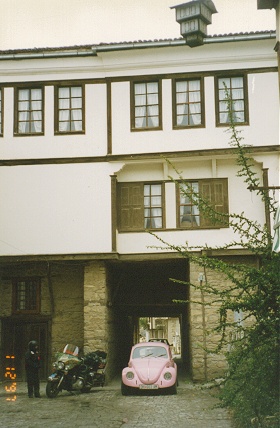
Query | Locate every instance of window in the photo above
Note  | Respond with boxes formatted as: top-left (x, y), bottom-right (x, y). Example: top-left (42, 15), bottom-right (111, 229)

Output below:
top-left (173, 78), bottom-right (204, 128)
top-left (55, 85), bottom-right (84, 133)
top-left (15, 87), bottom-right (43, 135)
top-left (13, 279), bottom-right (40, 314)
top-left (216, 75), bottom-right (248, 125)
top-left (118, 182), bottom-right (164, 231)
top-left (0, 88), bottom-right (3, 136)
top-left (131, 81), bottom-right (161, 130)
top-left (177, 179), bottom-right (229, 229)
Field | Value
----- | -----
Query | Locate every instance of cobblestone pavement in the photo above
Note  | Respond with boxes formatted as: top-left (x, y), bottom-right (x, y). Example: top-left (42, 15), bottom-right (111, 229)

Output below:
top-left (0, 378), bottom-right (233, 428)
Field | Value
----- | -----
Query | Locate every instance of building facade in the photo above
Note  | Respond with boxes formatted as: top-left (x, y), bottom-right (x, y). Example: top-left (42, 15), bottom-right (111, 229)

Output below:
top-left (0, 27), bottom-right (279, 381)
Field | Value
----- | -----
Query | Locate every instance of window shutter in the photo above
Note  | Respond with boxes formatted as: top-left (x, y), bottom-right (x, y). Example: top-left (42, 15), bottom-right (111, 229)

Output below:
top-left (118, 183), bottom-right (144, 231)
top-left (200, 179), bottom-right (228, 227)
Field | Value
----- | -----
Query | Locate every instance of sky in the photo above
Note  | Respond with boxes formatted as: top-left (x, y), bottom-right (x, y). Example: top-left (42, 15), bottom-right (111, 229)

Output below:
top-left (0, 0), bottom-right (276, 50)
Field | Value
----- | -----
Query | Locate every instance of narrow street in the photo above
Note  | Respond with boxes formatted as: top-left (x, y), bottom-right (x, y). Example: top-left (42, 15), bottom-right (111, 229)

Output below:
top-left (0, 378), bottom-right (233, 428)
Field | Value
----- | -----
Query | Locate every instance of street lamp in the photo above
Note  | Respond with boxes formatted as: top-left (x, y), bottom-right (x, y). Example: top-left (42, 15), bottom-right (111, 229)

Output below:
top-left (171, 0), bottom-right (218, 47)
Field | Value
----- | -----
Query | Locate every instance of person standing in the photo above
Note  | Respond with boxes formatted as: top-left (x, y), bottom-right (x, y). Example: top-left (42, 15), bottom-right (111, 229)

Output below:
top-left (25, 340), bottom-right (41, 398)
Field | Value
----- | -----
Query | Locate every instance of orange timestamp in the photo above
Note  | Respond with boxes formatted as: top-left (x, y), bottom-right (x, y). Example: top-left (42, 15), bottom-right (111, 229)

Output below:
top-left (5, 355), bottom-right (17, 401)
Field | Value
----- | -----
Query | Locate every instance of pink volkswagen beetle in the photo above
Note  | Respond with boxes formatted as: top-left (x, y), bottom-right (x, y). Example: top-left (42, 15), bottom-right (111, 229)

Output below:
top-left (121, 342), bottom-right (177, 395)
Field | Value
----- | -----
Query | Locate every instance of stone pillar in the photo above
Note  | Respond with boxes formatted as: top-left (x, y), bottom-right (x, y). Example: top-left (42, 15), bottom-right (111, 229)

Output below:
top-left (84, 261), bottom-right (108, 353)
top-left (189, 261), bottom-right (227, 381)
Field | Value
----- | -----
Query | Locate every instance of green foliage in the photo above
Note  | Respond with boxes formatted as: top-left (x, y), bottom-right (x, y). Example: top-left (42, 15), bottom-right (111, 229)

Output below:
top-left (151, 89), bottom-right (280, 426)
top-left (222, 334), bottom-right (280, 428)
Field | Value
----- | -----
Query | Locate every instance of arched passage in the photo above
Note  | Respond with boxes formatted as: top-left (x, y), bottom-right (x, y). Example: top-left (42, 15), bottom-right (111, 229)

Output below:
top-left (106, 258), bottom-right (191, 377)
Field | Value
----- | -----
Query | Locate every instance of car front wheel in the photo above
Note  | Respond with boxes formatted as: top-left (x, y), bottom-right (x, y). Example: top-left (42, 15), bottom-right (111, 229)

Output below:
top-left (168, 382), bottom-right (177, 395)
top-left (121, 382), bottom-right (132, 396)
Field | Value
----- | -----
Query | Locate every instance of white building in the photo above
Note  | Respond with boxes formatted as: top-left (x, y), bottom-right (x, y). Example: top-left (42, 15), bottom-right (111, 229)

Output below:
top-left (0, 4), bottom-right (279, 381)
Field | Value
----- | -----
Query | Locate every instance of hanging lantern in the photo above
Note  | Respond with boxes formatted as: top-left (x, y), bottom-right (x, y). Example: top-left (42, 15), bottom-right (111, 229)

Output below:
top-left (171, 0), bottom-right (218, 47)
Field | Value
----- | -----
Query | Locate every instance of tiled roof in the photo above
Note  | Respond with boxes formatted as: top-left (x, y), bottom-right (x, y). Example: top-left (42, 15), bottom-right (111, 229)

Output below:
top-left (0, 31), bottom-right (276, 55)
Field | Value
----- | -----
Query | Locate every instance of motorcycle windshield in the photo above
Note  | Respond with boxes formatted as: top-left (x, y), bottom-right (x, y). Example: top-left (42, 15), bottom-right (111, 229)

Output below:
top-left (62, 344), bottom-right (79, 356)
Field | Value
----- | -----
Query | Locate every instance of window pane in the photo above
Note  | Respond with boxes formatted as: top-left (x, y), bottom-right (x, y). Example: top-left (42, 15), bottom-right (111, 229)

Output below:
top-left (135, 94), bottom-right (146, 106)
top-left (57, 86), bottom-right (83, 133)
top-left (31, 89), bottom-right (41, 100)
top-left (148, 116), bottom-right (159, 127)
top-left (175, 79), bottom-right (202, 127)
top-left (31, 100), bottom-right (42, 110)
top-left (232, 89), bottom-right (244, 99)
top-left (18, 101), bottom-right (29, 111)
top-left (72, 98), bottom-right (82, 109)
top-left (17, 88), bottom-right (43, 134)
top-left (32, 121), bottom-right (42, 132)
top-left (218, 78), bottom-right (230, 89)
top-left (218, 76), bottom-right (246, 124)
top-left (71, 86), bottom-right (82, 97)
top-left (14, 279), bottom-right (39, 312)
top-left (176, 82), bottom-right (187, 92)
top-left (189, 80), bottom-right (200, 91)
top-left (72, 109), bottom-right (82, 120)
top-left (134, 83), bottom-right (145, 95)
top-left (19, 111), bottom-right (30, 121)
top-left (147, 82), bottom-right (158, 93)
top-left (231, 77), bottom-right (243, 88)
top-left (134, 82), bottom-right (159, 129)
top-left (59, 87), bottom-right (70, 98)
top-left (72, 120), bottom-right (82, 131)
top-left (144, 184), bottom-right (162, 229)
top-left (135, 117), bottom-right (146, 128)
top-left (179, 182), bottom-right (200, 227)
top-left (18, 89), bottom-right (29, 100)
top-left (147, 93), bottom-right (158, 105)
top-left (135, 107), bottom-right (146, 117)
top-left (148, 105), bottom-right (158, 116)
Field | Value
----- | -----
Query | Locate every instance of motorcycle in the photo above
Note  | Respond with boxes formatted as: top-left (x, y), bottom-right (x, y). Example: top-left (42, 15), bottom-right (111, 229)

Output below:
top-left (46, 344), bottom-right (107, 398)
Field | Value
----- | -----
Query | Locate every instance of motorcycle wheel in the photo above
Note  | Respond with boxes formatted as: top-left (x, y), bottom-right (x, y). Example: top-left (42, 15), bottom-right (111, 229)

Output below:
top-left (46, 381), bottom-right (60, 398)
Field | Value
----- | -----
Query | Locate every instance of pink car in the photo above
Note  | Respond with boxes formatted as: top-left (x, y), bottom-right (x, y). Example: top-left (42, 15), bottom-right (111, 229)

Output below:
top-left (121, 342), bottom-right (177, 395)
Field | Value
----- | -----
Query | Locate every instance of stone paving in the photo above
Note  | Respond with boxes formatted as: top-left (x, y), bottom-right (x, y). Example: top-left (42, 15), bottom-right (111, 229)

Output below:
top-left (0, 378), bottom-right (233, 428)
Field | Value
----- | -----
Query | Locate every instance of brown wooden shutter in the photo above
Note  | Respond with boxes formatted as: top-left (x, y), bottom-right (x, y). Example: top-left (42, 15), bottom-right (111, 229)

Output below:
top-left (200, 178), bottom-right (228, 228)
top-left (118, 183), bottom-right (144, 231)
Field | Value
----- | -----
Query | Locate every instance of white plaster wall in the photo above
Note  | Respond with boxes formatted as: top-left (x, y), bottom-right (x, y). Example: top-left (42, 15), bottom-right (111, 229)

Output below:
top-left (0, 39), bottom-right (276, 82)
top-left (0, 163), bottom-right (113, 255)
top-left (0, 84), bottom-right (108, 160)
top-left (111, 71), bottom-right (278, 155)
top-left (116, 157), bottom-right (271, 254)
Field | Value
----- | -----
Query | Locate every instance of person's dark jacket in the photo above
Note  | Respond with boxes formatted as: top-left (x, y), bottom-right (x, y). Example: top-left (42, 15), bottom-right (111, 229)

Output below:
top-left (25, 341), bottom-right (41, 372)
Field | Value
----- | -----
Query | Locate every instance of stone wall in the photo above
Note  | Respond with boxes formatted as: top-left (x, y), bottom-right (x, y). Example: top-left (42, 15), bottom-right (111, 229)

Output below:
top-left (189, 261), bottom-right (229, 381)
top-left (0, 262), bottom-right (84, 362)
top-left (83, 261), bottom-right (108, 354)
top-left (49, 263), bottom-right (84, 356)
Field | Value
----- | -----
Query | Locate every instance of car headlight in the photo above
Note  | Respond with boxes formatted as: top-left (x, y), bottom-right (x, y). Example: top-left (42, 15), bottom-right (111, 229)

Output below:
top-left (126, 371), bottom-right (134, 380)
top-left (164, 372), bottom-right (172, 380)
top-left (58, 361), bottom-right (65, 370)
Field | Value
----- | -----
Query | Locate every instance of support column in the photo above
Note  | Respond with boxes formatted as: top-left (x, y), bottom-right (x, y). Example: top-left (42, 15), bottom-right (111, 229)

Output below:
top-left (189, 261), bottom-right (227, 381)
top-left (84, 261), bottom-right (108, 353)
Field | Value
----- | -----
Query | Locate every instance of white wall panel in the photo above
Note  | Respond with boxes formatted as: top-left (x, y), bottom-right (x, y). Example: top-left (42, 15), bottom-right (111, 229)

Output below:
top-left (0, 163), bottom-right (112, 255)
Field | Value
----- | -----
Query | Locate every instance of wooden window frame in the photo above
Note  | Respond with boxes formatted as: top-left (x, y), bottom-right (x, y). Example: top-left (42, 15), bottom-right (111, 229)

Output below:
top-left (14, 86), bottom-right (44, 136)
top-left (117, 181), bottom-right (165, 232)
top-left (176, 178), bottom-right (229, 229)
top-left (172, 77), bottom-right (205, 129)
top-left (54, 84), bottom-right (85, 135)
top-left (130, 80), bottom-right (162, 132)
top-left (215, 74), bottom-right (249, 127)
top-left (12, 278), bottom-right (41, 314)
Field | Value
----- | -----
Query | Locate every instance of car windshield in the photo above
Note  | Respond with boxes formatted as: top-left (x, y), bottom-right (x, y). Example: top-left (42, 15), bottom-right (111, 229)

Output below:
top-left (132, 346), bottom-right (168, 359)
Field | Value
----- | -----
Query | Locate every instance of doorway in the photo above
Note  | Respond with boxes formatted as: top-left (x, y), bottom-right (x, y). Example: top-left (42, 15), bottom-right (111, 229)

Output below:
top-left (2, 320), bottom-right (49, 381)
